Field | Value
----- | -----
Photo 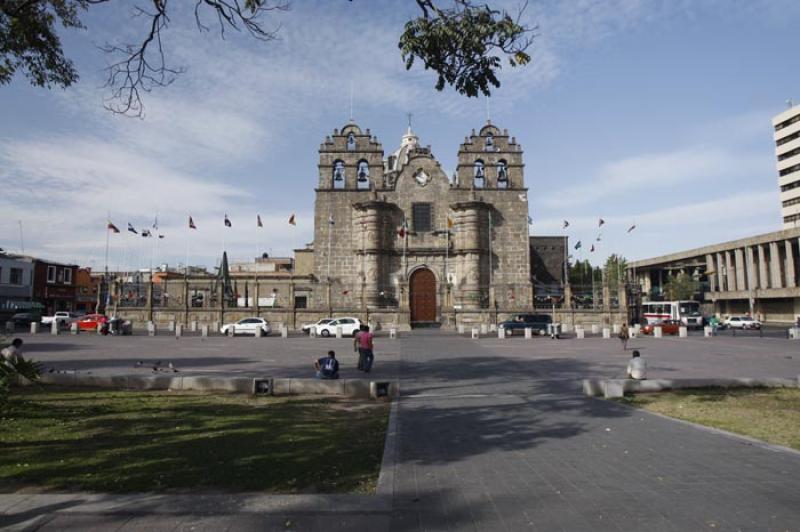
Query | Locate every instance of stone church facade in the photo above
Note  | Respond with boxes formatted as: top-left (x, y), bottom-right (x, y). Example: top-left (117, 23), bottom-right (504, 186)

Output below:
top-left (313, 120), bottom-right (533, 328)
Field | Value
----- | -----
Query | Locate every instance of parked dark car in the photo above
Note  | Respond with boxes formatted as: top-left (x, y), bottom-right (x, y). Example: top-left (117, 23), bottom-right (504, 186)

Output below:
top-left (10, 312), bottom-right (41, 328)
top-left (499, 314), bottom-right (553, 336)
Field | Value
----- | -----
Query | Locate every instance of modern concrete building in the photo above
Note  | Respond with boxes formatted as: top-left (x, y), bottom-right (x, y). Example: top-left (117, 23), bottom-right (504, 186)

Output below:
top-left (774, 103), bottom-right (800, 229)
top-left (629, 227), bottom-right (800, 324)
top-left (0, 252), bottom-right (35, 309)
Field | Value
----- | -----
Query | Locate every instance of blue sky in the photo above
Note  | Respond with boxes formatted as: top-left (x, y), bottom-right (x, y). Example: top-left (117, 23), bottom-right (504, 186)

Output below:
top-left (1, 0), bottom-right (799, 271)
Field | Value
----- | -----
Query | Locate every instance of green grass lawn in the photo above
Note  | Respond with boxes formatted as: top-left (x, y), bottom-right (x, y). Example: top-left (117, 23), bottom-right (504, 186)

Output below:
top-left (621, 387), bottom-right (800, 451)
top-left (0, 387), bottom-right (389, 493)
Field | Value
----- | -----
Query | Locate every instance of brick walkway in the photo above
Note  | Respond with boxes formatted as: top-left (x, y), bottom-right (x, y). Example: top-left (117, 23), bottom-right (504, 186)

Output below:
top-left (2, 331), bottom-right (799, 531)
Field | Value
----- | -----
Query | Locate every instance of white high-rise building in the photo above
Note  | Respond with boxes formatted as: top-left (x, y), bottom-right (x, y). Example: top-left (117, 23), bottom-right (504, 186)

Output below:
top-left (774, 103), bottom-right (800, 228)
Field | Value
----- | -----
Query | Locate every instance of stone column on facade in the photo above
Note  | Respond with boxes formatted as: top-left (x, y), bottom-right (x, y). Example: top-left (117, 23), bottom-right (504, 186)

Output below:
top-left (724, 251), bottom-right (734, 292)
top-left (784, 239), bottom-right (796, 288)
top-left (757, 244), bottom-right (769, 289)
top-left (734, 248), bottom-right (746, 291)
top-left (745, 246), bottom-right (757, 293)
top-left (705, 254), bottom-right (716, 292)
top-left (354, 201), bottom-right (385, 308)
top-left (451, 201), bottom-right (486, 310)
top-left (146, 279), bottom-right (154, 321)
top-left (716, 252), bottom-right (725, 291)
top-left (769, 241), bottom-right (783, 289)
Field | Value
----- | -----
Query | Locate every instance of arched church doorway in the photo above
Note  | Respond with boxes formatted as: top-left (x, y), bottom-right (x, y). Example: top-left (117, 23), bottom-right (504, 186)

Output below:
top-left (410, 268), bottom-right (437, 324)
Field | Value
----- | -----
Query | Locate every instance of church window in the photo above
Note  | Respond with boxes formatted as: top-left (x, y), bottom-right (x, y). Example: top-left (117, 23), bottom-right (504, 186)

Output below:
top-left (357, 160), bottom-right (370, 190)
top-left (333, 160), bottom-right (345, 189)
top-left (485, 134), bottom-right (494, 151)
top-left (473, 160), bottom-right (485, 189)
top-left (412, 203), bottom-right (433, 233)
top-left (347, 133), bottom-right (356, 151)
top-left (497, 160), bottom-right (509, 189)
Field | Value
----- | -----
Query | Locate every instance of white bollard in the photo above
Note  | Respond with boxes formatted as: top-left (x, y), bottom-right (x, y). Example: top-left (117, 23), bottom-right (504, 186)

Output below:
top-left (51, 321), bottom-right (59, 335)
top-left (789, 328), bottom-right (800, 340)
top-left (309, 326), bottom-right (317, 338)
top-left (389, 327), bottom-right (397, 339)
top-left (201, 325), bottom-right (209, 337)
top-left (480, 323), bottom-right (488, 335)
top-left (175, 324), bottom-right (183, 337)
top-left (70, 322), bottom-right (79, 335)
top-left (591, 324), bottom-right (599, 334)
top-left (228, 325), bottom-right (236, 337)
top-left (147, 321), bottom-right (156, 336)
top-left (457, 324), bottom-right (465, 334)
top-left (30, 322), bottom-right (39, 334)
top-left (498, 327), bottom-right (505, 339)
top-left (471, 327), bottom-right (479, 339)
top-left (281, 325), bottom-right (288, 338)
top-left (576, 328), bottom-right (585, 339)
top-left (602, 328), bottom-right (611, 339)
top-left (255, 326), bottom-right (263, 337)
top-left (335, 326), bottom-right (343, 339)
top-left (489, 323), bottom-right (497, 332)
top-left (654, 326), bottom-right (663, 338)
top-left (612, 324), bottom-right (620, 334)
top-left (190, 321), bottom-right (198, 332)
top-left (524, 327), bottom-right (532, 339)
top-left (679, 326), bottom-right (688, 338)
top-left (704, 326), bottom-right (712, 337)
top-left (562, 323), bottom-right (572, 333)
top-left (168, 320), bottom-right (175, 332)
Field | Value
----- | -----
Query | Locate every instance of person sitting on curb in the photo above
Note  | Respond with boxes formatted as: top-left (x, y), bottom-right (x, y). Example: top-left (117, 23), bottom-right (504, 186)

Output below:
top-left (315, 350), bottom-right (339, 380)
top-left (626, 350), bottom-right (647, 380)
top-left (1, 338), bottom-right (24, 364)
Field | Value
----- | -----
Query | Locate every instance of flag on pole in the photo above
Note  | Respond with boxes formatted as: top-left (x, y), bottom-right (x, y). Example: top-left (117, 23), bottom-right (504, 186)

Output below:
top-left (288, 214), bottom-right (296, 226)
top-left (598, 218), bottom-right (605, 227)
top-left (563, 220), bottom-right (569, 229)
top-left (224, 214), bottom-right (232, 227)
top-left (141, 229), bottom-right (152, 237)
top-left (590, 244), bottom-right (595, 252)
top-left (107, 222), bottom-right (120, 233)
top-left (158, 235), bottom-right (165, 239)
top-left (328, 215), bottom-right (335, 226)
top-left (527, 216), bottom-right (533, 225)
top-left (257, 215), bottom-right (263, 227)
top-left (398, 219), bottom-right (408, 238)
top-left (574, 241), bottom-right (582, 250)
top-left (627, 224), bottom-right (636, 233)
top-left (152, 216), bottom-right (159, 230)
top-left (127, 223), bottom-right (138, 235)
top-left (189, 216), bottom-right (197, 229)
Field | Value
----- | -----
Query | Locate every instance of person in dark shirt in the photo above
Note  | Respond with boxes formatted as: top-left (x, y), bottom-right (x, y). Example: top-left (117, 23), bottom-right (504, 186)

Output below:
top-left (315, 350), bottom-right (339, 379)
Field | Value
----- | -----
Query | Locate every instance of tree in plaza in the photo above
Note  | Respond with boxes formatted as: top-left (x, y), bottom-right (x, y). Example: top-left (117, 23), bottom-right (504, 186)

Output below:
top-left (1, 0), bottom-right (534, 117)
top-left (604, 254), bottom-right (628, 287)
top-left (663, 271), bottom-right (700, 301)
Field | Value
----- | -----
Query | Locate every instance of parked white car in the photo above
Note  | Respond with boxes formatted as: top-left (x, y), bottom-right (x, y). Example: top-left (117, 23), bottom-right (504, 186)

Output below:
top-left (41, 311), bottom-right (80, 326)
top-left (724, 315), bottom-right (762, 330)
top-left (302, 318), bottom-right (333, 335)
top-left (315, 317), bottom-right (362, 337)
top-left (220, 317), bottom-right (271, 336)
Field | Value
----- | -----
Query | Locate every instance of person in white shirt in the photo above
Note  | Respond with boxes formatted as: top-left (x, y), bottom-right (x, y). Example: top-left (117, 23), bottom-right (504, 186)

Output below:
top-left (626, 350), bottom-right (647, 380)
top-left (1, 338), bottom-right (24, 364)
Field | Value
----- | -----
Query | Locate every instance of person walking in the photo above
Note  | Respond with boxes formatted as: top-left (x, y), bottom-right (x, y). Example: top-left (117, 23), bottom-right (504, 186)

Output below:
top-left (618, 323), bottom-right (629, 351)
top-left (353, 325), bottom-right (365, 371)
top-left (357, 325), bottom-right (375, 373)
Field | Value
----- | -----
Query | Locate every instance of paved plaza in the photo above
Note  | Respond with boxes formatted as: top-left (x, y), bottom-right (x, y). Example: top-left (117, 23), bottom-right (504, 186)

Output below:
top-left (2, 331), bottom-right (800, 531)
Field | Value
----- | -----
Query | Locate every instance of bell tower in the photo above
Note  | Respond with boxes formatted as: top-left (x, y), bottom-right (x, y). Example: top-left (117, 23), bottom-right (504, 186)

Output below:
top-left (454, 122), bottom-right (524, 190)
top-left (317, 122), bottom-right (384, 190)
